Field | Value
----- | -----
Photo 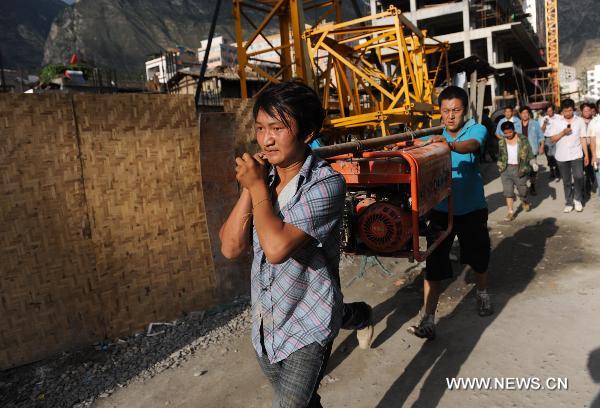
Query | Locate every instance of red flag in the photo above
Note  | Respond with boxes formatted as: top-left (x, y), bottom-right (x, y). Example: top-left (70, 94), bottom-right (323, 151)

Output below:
top-left (69, 53), bottom-right (78, 65)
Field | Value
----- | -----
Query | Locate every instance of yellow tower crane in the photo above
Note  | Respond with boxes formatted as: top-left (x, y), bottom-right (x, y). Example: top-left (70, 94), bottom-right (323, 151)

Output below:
top-left (232, 0), bottom-right (343, 97)
top-left (545, 0), bottom-right (560, 106)
top-left (232, 1), bottom-right (449, 138)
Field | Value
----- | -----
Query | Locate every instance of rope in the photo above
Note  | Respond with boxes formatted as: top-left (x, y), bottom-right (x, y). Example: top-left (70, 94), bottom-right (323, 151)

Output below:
top-left (346, 255), bottom-right (393, 288)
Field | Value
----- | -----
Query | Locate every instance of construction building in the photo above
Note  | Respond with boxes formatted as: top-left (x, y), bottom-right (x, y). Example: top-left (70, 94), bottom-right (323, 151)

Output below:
top-left (523, 0), bottom-right (545, 39)
top-left (586, 64), bottom-right (600, 102)
top-left (559, 63), bottom-right (581, 101)
top-left (370, 0), bottom-right (547, 111)
top-left (197, 36), bottom-right (239, 70)
top-left (197, 33), bottom-right (285, 71)
top-left (145, 47), bottom-right (198, 84)
top-left (148, 33), bottom-right (282, 98)
top-left (166, 65), bottom-right (267, 105)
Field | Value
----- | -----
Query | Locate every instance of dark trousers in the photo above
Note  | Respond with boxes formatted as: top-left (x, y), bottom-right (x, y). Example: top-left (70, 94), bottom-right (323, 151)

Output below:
top-left (530, 165), bottom-right (537, 189)
top-left (256, 303), bottom-right (370, 407)
top-left (594, 163), bottom-right (600, 197)
top-left (484, 136), bottom-right (498, 161)
top-left (584, 164), bottom-right (596, 196)
top-left (544, 141), bottom-right (559, 175)
top-left (584, 144), bottom-right (596, 195)
top-left (557, 158), bottom-right (584, 206)
top-left (425, 208), bottom-right (490, 280)
top-left (256, 341), bottom-right (332, 408)
top-left (341, 302), bottom-right (371, 330)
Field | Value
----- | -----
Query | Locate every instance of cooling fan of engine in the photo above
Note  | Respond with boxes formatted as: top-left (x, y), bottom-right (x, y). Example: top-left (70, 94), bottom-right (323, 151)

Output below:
top-left (356, 201), bottom-right (412, 253)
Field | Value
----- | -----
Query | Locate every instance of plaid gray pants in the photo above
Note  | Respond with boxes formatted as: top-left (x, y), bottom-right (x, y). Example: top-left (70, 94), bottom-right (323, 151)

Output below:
top-left (256, 341), bottom-right (332, 408)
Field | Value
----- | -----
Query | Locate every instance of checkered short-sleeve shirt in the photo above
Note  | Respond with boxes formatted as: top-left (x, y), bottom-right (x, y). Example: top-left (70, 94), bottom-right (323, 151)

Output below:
top-left (251, 153), bottom-right (346, 363)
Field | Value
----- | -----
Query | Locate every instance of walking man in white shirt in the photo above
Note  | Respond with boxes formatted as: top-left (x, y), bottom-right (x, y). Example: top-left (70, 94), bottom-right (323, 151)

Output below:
top-left (541, 104), bottom-right (561, 180)
top-left (589, 105), bottom-right (600, 199)
top-left (581, 102), bottom-right (596, 198)
top-left (550, 99), bottom-right (589, 212)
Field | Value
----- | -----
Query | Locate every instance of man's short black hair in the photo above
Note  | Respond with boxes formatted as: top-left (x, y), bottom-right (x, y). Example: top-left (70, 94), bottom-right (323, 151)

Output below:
top-left (501, 121), bottom-right (515, 131)
top-left (438, 85), bottom-right (468, 109)
top-left (519, 106), bottom-right (532, 115)
top-left (581, 102), bottom-right (594, 111)
top-left (560, 98), bottom-right (576, 110)
top-left (596, 99), bottom-right (600, 110)
top-left (253, 79), bottom-right (325, 140)
top-left (504, 105), bottom-right (514, 111)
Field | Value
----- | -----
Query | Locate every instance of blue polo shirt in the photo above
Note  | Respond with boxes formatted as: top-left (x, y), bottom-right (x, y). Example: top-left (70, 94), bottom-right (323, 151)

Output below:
top-left (495, 116), bottom-right (522, 136)
top-left (426, 119), bottom-right (488, 215)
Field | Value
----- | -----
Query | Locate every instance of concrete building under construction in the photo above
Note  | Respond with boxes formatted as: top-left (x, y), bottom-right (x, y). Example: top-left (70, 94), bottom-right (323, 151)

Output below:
top-left (370, 0), bottom-right (548, 111)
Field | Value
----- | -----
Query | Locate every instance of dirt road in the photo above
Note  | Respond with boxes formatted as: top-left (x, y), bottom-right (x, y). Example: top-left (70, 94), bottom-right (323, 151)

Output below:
top-left (95, 163), bottom-right (600, 408)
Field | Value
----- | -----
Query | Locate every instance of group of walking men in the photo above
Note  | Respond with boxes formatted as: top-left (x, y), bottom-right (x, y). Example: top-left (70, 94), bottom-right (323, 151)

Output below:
top-left (486, 99), bottom-right (600, 221)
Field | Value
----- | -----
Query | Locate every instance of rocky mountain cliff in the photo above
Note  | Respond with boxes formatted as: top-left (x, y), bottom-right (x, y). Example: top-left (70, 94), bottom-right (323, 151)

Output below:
top-left (0, 0), bottom-right (66, 68)
top-left (3, 0), bottom-right (598, 76)
top-left (557, 0), bottom-right (600, 75)
top-left (41, 0), bottom-right (366, 73)
top-left (42, 0), bottom-right (237, 72)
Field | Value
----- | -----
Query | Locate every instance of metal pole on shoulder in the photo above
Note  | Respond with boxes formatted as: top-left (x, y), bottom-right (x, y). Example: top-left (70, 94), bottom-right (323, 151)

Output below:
top-left (312, 126), bottom-right (445, 158)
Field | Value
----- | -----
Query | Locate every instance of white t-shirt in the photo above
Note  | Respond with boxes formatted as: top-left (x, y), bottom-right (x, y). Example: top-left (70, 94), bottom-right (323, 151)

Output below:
top-left (273, 173), bottom-right (301, 213)
top-left (582, 118), bottom-right (594, 138)
top-left (507, 142), bottom-right (519, 164)
top-left (552, 115), bottom-right (585, 162)
top-left (588, 115), bottom-right (600, 158)
top-left (539, 114), bottom-right (562, 137)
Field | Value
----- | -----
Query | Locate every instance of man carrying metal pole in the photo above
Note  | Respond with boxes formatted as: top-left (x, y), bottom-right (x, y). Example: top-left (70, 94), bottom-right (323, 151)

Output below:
top-left (408, 86), bottom-right (493, 341)
top-left (219, 80), bottom-right (372, 407)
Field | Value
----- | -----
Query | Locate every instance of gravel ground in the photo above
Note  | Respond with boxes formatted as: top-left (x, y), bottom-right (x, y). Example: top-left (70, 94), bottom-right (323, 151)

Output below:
top-left (0, 297), bottom-right (251, 408)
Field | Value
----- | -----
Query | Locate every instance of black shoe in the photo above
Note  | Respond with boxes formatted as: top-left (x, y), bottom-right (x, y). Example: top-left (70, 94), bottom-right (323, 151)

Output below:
top-left (407, 314), bottom-right (436, 340)
top-left (356, 305), bottom-right (374, 350)
top-left (476, 292), bottom-right (494, 317)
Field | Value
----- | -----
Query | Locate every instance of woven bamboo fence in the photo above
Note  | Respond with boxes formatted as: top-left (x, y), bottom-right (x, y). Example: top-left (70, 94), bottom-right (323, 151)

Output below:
top-left (0, 94), bottom-right (248, 369)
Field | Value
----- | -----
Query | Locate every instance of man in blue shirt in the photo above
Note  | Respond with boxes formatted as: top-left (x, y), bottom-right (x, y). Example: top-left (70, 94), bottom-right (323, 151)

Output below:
top-left (409, 86), bottom-right (493, 340)
top-left (519, 106), bottom-right (545, 195)
top-left (495, 105), bottom-right (522, 139)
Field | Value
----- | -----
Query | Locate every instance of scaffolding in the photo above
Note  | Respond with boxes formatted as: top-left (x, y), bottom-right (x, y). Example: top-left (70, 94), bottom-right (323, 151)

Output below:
top-left (305, 6), bottom-right (449, 136)
top-left (527, 66), bottom-right (555, 107)
top-left (233, 0), bottom-right (342, 97)
top-left (233, 1), bottom-right (449, 136)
